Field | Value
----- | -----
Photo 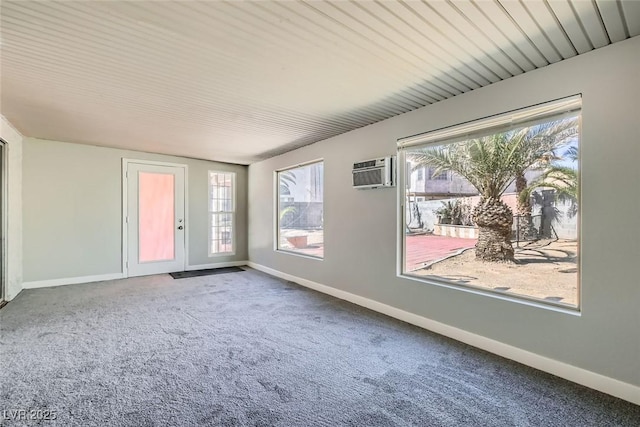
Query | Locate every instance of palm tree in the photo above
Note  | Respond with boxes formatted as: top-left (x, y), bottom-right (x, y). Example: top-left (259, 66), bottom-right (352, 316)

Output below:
top-left (412, 133), bottom-right (517, 261)
top-left (509, 118), bottom-right (579, 238)
top-left (278, 170), bottom-right (297, 225)
top-left (519, 146), bottom-right (579, 219)
top-left (410, 117), bottom-right (578, 262)
top-left (279, 170), bottom-right (296, 196)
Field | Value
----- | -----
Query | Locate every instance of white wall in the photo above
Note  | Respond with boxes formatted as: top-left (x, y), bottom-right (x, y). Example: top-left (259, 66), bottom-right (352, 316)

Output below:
top-left (249, 36), bottom-right (640, 395)
top-left (0, 116), bottom-right (23, 300)
top-left (22, 138), bottom-right (248, 283)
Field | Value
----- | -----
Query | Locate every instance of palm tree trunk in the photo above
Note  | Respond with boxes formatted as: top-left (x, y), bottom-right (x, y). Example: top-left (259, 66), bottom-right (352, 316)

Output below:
top-left (515, 173), bottom-right (536, 241)
top-left (472, 197), bottom-right (515, 262)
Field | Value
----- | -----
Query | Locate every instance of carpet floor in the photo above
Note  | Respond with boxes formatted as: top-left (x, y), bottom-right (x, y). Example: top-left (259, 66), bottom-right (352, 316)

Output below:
top-left (0, 268), bottom-right (638, 426)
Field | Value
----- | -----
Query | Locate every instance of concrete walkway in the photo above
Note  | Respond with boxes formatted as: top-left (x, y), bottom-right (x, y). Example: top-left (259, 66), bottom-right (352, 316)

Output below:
top-left (406, 234), bottom-right (476, 271)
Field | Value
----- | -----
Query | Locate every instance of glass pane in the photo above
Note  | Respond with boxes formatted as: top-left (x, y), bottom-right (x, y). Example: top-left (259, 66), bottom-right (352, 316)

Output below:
top-left (211, 213), bottom-right (233, 254)
top-left (139, 172), bottom-right (175, 262)
top-left (277, 162), bottom-right (324, 259)
top-left (209, 173), bottom-right (233, 213)
top-left (209, 172), bottom-right (235, 255)
top-left (403, 114), bottom-right (580, 308)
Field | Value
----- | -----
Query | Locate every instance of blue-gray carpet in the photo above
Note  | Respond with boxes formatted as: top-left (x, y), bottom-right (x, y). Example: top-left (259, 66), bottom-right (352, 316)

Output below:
top-left (0, 268), bottom-right (638, 426)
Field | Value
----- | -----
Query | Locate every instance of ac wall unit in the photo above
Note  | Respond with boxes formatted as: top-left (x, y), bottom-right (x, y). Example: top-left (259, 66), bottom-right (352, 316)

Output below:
top-left (352, 156), bottom-right (394, 189)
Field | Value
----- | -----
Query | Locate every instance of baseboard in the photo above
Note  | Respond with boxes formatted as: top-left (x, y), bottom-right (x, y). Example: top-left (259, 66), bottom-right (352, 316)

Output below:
top-left (185, 260), bottom-right (248, 271)
top-left (20, 262), bottom-right (249, 290)
top-left (22, 273), bottom-right (126, 290)
top-left (247, 262), bottom-right (640, 406)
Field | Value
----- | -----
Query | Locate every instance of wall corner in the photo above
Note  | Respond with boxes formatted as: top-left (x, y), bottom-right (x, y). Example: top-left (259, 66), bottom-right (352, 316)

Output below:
top-left (1, 115), bottom-right (24, 301)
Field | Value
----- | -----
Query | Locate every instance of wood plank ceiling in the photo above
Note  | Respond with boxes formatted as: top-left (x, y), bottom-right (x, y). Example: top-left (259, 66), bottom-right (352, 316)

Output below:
top-left (1, 1), bottom-right (638, 164)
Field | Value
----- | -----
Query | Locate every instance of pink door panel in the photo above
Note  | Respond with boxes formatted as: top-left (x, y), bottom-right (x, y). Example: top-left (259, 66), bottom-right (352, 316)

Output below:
top-left (138, 172), bottom-right (175, 263)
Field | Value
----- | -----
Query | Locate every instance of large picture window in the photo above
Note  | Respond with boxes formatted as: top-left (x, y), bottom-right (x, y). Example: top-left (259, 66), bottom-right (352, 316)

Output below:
top-left (399, 96), bottom-right (581, 309)
top-left (276, 161), bottom-right (324, 259)
top-left (209, 171), bottom-right (235, 256)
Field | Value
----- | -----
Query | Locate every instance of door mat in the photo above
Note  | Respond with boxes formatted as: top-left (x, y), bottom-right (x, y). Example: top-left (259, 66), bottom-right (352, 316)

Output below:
top-left (170, 266), bottom-right (244, 279)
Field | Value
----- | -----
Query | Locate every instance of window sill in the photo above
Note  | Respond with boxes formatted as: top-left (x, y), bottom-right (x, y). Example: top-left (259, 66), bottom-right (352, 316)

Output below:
top-left (399, 272), bottom-right (581, 316)
top-left (275, 249), bottom-right (324, 261)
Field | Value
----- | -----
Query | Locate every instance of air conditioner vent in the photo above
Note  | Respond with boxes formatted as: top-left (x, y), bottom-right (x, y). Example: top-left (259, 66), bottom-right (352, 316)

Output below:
top-left (354, 169), bottom-right (383, 187)
top-left (352, 156), bottom-right (394, 189)
top-left (354, 160), bottom-right (377, 169)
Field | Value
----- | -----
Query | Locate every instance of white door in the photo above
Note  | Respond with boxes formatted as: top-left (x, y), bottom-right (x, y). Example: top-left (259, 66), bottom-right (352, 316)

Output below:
top-left (126, 161), bottom-right (186, 277)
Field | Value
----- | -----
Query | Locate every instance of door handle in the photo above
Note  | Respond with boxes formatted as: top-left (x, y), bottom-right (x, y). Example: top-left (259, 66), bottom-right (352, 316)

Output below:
top-left (177, 225), bottom-right (184, 230)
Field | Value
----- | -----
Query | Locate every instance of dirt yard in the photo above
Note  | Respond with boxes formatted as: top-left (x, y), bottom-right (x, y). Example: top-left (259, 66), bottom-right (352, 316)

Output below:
top-left (412, 239), bottom-right (578, 307)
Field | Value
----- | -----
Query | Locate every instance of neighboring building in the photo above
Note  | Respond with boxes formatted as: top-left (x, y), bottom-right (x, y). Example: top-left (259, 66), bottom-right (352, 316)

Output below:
top-left (407, 162), bottom-right (541, 200)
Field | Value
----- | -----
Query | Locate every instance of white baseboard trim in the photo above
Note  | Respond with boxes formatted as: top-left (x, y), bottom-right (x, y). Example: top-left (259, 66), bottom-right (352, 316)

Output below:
top-left (22, 273), bottom-right (126, 290)
top-left (247, 262), bottom-right (640, 406)
top-left (19, 262), bottom-right (249, 291)
top-left (185, 260), bottom-right (248, 271)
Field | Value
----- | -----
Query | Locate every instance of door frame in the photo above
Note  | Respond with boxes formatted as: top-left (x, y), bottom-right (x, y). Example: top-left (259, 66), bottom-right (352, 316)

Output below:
top-left (122, 158), bottom-right (189, 278)
top-left (0, 139), bottom-right (7, 305)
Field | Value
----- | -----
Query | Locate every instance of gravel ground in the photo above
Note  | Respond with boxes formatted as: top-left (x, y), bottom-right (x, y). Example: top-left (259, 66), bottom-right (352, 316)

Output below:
top-left (412, 239), bottom-right (578, 306)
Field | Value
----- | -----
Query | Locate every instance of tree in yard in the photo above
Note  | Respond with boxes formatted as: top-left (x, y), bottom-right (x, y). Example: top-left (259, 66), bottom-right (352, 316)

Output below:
top-left (410, 117), bottom-right (578, 262)
top-left (278, 170), bottom-right (297, 223)
top-left (509, 119), bottom-right (579, 239)
top-left (519, 145), bottom-right (579, 219)
top-left (541, 167), bottom-right (578, 202)
top-left (279, 170), bottom-right (296, 196)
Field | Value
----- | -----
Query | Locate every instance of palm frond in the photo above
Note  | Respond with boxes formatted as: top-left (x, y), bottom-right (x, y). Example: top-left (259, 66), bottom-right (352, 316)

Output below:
top-left (408, 115), bottom-right (579, 201)
top-left (519, 165), bottom-right (578, 206)
top-left (279, 170), bottom-right (296, 195)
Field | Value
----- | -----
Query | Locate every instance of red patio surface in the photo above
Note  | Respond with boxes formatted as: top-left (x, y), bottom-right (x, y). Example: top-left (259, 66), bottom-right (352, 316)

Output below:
top-left (406, 234), bottom-right (476, 271)
top-left (277, 234), bottom-right (475, 268)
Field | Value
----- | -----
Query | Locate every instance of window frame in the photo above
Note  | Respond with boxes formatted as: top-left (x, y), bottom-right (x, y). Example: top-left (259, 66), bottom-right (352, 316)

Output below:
top-left (428, 167), bottom-right (448, 181)
top-left (275, 159), bottom-right (324, 260)
top-left (397, 96), bottom-right (582, 313)
top-left (208, 171), bottom-right (236, 257)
